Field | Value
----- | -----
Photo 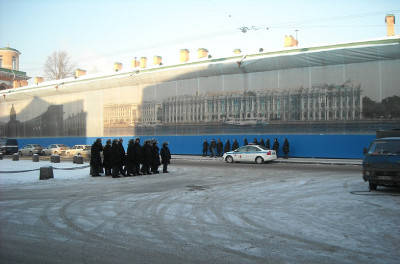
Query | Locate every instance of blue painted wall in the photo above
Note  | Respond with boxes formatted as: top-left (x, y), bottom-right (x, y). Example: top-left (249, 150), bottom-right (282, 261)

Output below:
top-left (16, 134), bottom-right (376, 159)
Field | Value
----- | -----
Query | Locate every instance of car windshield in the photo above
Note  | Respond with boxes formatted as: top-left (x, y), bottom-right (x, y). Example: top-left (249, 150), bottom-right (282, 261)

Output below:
top-left (368, 140), bottom-right (400, 155)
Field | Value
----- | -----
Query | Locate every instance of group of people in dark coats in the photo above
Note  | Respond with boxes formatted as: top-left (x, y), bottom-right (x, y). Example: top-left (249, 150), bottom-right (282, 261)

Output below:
top-left (201, 137), bottom-right (290, 158)
top-left (90, 137), bottom-right (171, 178)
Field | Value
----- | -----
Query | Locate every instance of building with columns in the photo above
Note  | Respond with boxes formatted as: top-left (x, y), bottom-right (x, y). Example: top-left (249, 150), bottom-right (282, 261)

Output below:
top-left (0, 47), bottom-right (30, 90)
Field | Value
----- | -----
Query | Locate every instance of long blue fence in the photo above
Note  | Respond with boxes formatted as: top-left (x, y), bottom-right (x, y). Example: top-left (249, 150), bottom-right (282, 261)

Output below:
top-left (16, 134), bottom-right (375, 159)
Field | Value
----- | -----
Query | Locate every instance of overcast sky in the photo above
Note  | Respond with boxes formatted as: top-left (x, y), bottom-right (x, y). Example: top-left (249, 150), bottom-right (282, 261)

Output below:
top-left (1, 0), bottom-right (399, 82)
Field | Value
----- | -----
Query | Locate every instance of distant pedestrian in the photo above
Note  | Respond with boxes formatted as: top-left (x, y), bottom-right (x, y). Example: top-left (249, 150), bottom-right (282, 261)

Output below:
top-left (273, 138), bottom-right (279, 155)
top-left (202, 140), bottom-right (209, 157)
top-left (253, 138), bottom-right (258, 145)
top-left (216, 139), bottom-right (223, 157)
top-left (90, 138), bottom-right (103, 177)
top-left (259, 139), bottom-right (265, 147)
top-left (141, 139), bottom-right (152, 175)
top-left (151, 139), bottom-right (161, 174)
top-left (160, 142), bottom-right (171, 173)
top-left (133, 138), bottom-right (142, 175)
top-left (209, 139), bottom-right (216, 157)
top-left (243, 138), bottom-right (248, 146)
top-left (224, 139), bottom-right (231, 153)
top-left (232, 139), bottom-right (239, 151)
top-left (111, 138), bottom-right (121, 178)
top-left (266, 139), bottom-right (270, 149)
top-left (126, 139), bottom-right (135, 176)
top-left (283, 138), bottom-right (290, 159)
top-left (103, 139), bottom-right (112, 176)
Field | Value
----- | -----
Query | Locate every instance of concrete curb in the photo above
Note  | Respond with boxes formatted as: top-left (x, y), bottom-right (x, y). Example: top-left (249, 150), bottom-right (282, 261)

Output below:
top-left (172, 155), bottom-right (362, 166)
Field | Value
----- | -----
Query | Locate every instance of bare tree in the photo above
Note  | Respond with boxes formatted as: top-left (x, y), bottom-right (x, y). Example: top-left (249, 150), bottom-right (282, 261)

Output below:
top-left (44, 50), bottom-right (75, 80)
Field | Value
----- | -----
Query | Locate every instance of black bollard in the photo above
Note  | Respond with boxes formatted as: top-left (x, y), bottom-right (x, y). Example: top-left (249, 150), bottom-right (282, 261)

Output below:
top-left (32, 154), bottom-right (39, 162)
top-left (51, 154), bottom-right (60, 163)
top-left (39, 166), bottom-right (54, 180)
top-left (12, 153), bottom-right (19, 161)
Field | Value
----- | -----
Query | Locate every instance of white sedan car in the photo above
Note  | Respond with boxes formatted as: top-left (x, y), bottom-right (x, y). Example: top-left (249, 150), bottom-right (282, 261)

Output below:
top-left (65, 145), bottom-right (91, 157)
top-left (223, 144), bottom-right (277, 164)
top-left (18, 144), bottom-right (44, 156)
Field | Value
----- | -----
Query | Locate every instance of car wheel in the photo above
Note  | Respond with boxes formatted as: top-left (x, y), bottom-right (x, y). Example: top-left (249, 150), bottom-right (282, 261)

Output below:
top-left (255, 156), bottom-right (264, 164)
top-left (369, 182), bottom-right (377, 191)
top-left (18, 151), bottom-right (22, 156)
top-left (29, 151), bottom-right (33, 156)
top-left (225, 155), bottom-right (234, 163)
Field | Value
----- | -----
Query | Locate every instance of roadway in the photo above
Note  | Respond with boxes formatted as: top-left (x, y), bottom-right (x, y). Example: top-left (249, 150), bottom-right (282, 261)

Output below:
top-left (0, 158), bottom-right (399, 264)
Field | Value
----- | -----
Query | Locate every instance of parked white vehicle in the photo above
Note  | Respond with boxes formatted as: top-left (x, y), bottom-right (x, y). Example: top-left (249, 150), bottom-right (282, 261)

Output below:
top-left (18, 144), bottom-right (44, 156)
top-left (41, 144), bottom-right (70, 156)
top-left (223, 144), bottom-right (277, 164)
top-left (65, 145), bottom-right (91, 157)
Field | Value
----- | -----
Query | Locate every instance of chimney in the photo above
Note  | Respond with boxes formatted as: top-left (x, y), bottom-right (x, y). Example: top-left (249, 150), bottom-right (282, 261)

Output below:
top-left (114, 62), bottom-right (122, 72)
top-left (385, 14), bottom-right (395, 37)
top-left (153, 56), bottom-right (162, 65)
top-left (75, 69), bottom-right (86, 78)
top-left (233, 48), bottom-right (242, 54)
top-left (131, 57), bottom-right (140, 68)
top-left (284, 35), bottom-right (298, 47)
top-left (34, 77), bottom-right (44, 85)
top-left (198, 48), bottom-right (208, 59)
top-left (180, 49), bottom-right (189, 62)
top-left (140, 57), bottom-right (147, 68)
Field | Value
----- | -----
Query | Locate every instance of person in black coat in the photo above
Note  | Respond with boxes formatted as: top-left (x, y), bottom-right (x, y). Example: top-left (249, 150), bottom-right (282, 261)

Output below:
top-left (90, 138), bottom-right (103, 176)
top-left (141, 139), bottom-right (152, 175)
top-left (259, 139), bottom-right (265, 147)
top-left (133, 138), bottom-right (143, 175)
top-left (160, 142), bottom-right (171, 173)
top-left (253, 138), bottom-right (259, 145)
top-left (283, 138), bottom-right (290, 159)
top-left (232, 139), bottom-right (239, 151)
top-left (272, 138), bottom-right (279, 155)
top-left (216, 139), bottom-right (223, 157)
top-left (102, 139), bottom-right (112, 176)
top-left (209, 139), bottom-right (216, 157)
top-left (202, 140), bottom-right (209, 157)
top-left (243, 138), bottom-right (248, 146)
top-left (117, 138), bottom-right (126, 176)
top-left (111, 138), bottom-right (121, 178)
top-left (126, 139), bottom-right (135, 176)
top-left (151, 140), bottom-right (161, 174)
top-left (266, 139), bottom-right (270, 149)
top-left (224, 139), bottom-right (231, 153)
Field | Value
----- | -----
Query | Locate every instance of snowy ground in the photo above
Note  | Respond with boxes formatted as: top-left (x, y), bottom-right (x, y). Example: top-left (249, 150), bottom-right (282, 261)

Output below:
top-left (0, 158), bottom-right (399, 264)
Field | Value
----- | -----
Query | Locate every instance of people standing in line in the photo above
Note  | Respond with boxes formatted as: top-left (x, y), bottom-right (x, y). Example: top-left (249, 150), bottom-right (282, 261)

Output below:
top-left (232, 139), bottom-right (239, 151)
top-left (273, 138), bottom-right (279, 155)
top-left (111, 138), bottom-right (121, 178)
top-left (90, 138), bottom-right (103, 177)
top-left (244, 138), bottom-right (248, 146)
top-left (283, 138), bottom-right (290, 159)
top-left (224, 139), bottom-right (231, 153)
top-left (151, 139), bottom-right (161, 174)
top-left (118, 138), bottom-right (126, 176)
top-left (259, 139), bottom-right (265, 147)
top-left (160, 141), bottom-right (171, 173)
top-left (102, 139), bottom-right (112, 176)
top-left (126, 139), bottom-right (136, 176)
top-left (216, 138), bottom-right (223, 157)
top-left (133, 137), bottom-right (143, 176)
top-left (253, 138), bottom-right (259, 145)
top-left (209, 139), bottom-right (216, 157)
top-left (202, 139), bottom-right (209, 157)
top-left (266, 139), bottom-right (270, 149)
top-left (141, 139), bottom-right (153, 175)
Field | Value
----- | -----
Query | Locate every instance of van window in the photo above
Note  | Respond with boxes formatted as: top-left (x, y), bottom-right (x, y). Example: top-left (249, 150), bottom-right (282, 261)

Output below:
top-left (368, 140), bottom-right (400, 155)
top-left (6, 139), bottom-right (18, 145)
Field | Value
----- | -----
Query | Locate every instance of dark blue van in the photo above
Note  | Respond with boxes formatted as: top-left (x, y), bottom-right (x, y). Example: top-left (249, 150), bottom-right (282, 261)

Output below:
top-left (362, 137), bottom-right (400, 190)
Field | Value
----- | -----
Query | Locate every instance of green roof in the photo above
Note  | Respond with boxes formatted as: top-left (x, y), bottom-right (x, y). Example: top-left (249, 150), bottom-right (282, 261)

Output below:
top-left (0, 47), bottom-right (21, 53)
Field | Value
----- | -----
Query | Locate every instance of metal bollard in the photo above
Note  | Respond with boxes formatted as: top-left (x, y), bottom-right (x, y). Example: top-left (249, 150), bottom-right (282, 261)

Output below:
top-left (50, 154), bottom-right (60, 163)
top-left (32, 154), bottom-right (39, 162)
top-left (75, 155), bottom-right (84, 164)
top-left (39, 166), bottom-right (54, 180)
top-left (12, 153), bottom-right (19, 161)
